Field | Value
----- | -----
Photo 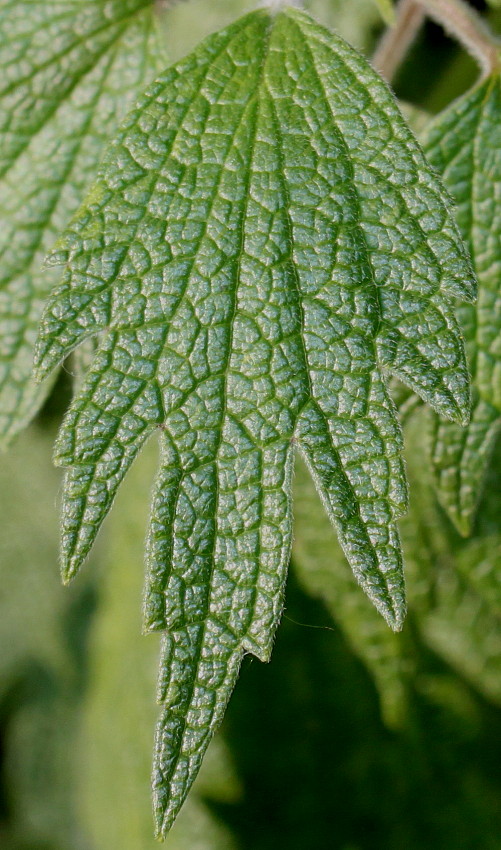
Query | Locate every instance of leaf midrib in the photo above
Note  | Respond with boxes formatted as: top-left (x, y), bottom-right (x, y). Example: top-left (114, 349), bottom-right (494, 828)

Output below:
top-left (158, 25), bottom-right (275, 829)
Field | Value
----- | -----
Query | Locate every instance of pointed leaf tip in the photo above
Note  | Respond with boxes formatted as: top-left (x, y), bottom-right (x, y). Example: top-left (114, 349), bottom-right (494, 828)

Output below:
top-left (0, 0), bottom-right (167, 445)
top-left (35, 7), bottom-right (474, 831)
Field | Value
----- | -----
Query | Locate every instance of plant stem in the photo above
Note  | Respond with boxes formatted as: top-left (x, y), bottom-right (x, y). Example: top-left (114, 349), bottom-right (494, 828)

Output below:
top-left (373, 0), bottom-right (501, 84)
top-left (372, 0), bottom-right (425, 82)
top-left (419, 0), bottom-right (500, 76)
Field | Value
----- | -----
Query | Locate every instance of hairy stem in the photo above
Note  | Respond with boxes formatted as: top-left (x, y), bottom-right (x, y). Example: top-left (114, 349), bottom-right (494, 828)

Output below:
top-left (372, 0), bottom-right (425, 82)
top-left (420, 0), bottom-right (500, 76)
top-left (374, 0), bottom-right (500, 84)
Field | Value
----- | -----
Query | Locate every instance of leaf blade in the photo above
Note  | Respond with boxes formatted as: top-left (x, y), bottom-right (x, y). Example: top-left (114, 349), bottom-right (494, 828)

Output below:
top-left (34, 7), bottom-right (475, 833)
top-left (0, 0), bottom-right (167, 446)
top-left (423, 76), bottom-right (501, 533)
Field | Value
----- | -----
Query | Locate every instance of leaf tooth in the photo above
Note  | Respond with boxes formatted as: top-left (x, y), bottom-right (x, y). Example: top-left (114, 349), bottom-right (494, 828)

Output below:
top-left (422, 76), bottom-right (501, 529)
top-left (55, 329), bottom-right (164, 581)
top-left (292, 455), bottom-right (410, 725)
top-left (430, 396), bottom-right (501, 537)
top-left (377, 297), bottom-right (472, 427)
top-left (296, 397), bottom-right (407, 632)
top-left (33, 276), bottom-right (112, 382)
top-left (59, 432), bottom-right (152, 583)
top-left (153, 629), bottom-right (243, 838)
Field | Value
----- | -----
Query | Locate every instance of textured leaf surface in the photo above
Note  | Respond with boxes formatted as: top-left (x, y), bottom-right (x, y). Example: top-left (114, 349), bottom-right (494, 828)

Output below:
top-left (423, 76), bottom-right (501, 534)
top-left (0, 0), bottom-right (166, 445)
top-left (292, 455), bottom-right (412, 728)
top-left (34, 7), bottom-right (474, 835)
top-left (400, 409), bottom-right (501, 707)
top-left (294, 404), bottom-right (501, 730)
top-left (79, 442), bottom-right (239, 850)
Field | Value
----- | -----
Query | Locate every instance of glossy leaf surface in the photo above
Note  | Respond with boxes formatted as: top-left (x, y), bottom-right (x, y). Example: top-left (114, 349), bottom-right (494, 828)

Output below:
top-left (35, 8), bottom-right (474, 834)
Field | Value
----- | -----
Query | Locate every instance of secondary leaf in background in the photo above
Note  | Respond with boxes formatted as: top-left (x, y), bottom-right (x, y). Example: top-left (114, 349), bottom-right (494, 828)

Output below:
top-left (371, 0), bottom-right (396, 25)
top-left (0, 424), bottom-right (95, 847)
top-left (292, 455), bottom-right (413, 729)
top-left (0, 0), bottom-right (167, 447)
top-left (423, 76), bottom-right (501, 534)
top-left (34, 7), bottom-right (474, 834)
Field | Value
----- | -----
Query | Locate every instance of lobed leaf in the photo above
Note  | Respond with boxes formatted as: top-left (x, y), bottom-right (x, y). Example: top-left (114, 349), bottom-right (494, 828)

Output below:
top-left (399, 408), bottom-right (501, 708)
top-left (423, 76), bottom-right (501, 534)
top-left (292, 455), bottom-right (412, 729)
top-left (34, 8), bottom-right (474, 835)
top-left (79, 441), bottom-right (240, 850)
top-left (0, 0), bottom-right (167, 446)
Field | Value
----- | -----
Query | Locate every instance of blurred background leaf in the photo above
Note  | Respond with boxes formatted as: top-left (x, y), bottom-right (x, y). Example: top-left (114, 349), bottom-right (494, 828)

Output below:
top-left (0, 423), bottom-right (96, 848)
top-left (371, 0), bottom-right (396, 25)
top-left (2, 2), bottom-right (501, 848)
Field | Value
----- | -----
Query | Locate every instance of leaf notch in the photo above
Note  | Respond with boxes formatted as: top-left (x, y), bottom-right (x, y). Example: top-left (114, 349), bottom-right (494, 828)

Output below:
top-left (34, 7), bottom-right (475, 836)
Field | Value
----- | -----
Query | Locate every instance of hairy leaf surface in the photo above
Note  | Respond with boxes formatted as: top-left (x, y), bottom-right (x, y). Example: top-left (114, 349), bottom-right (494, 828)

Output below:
top-left (0, 0), bottom-right (167, 445)
top-left (292, 455), bottom-right (412, 728)
top-left (423, 76), bottom-right (501, 534)
top-left (294, 404), bottom-right (501, 736)
top-left (80, 442), bottom-right (240, 850)
top-left (35, 8), bottom-right (474, 834)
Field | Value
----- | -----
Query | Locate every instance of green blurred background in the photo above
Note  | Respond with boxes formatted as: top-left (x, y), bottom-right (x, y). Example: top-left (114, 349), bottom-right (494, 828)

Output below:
top-left (2, 2), bottom-right (501, 848)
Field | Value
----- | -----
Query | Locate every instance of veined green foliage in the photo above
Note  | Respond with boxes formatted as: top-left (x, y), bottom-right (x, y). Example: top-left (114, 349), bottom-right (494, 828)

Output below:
top-left (294, 404), bottom-right (501, 733)
top-left (35, 7), bottom-right (474, 835)
top-left (293, 455), bottom-right (412, 729)
top-left (400, 409), bottom-right (501, 708)
top-left (423, 75), bottom-right (501, 535)
top-left (0, 0), bottom-right (167, 446)
top-left (79, 442), bottom-right (240, 850)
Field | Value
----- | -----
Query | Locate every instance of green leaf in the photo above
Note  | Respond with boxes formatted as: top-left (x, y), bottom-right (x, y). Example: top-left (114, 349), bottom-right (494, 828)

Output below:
top-left (79, 442), bottom-right (240, 850)
top-left (371, 0), bottom-right (396, 25)
top-left (0, 0), bottom-right (167, 446)
top-left (423, 76), bottom-right (501, 534)
top-left (399, 408), bottom-right (501, 707)
top-left (0, 426), bottom-right (75, 692)
top-left (34, 8), bottom-right (474, 835)
top-left (292, 455), bottom-right (412, 729)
